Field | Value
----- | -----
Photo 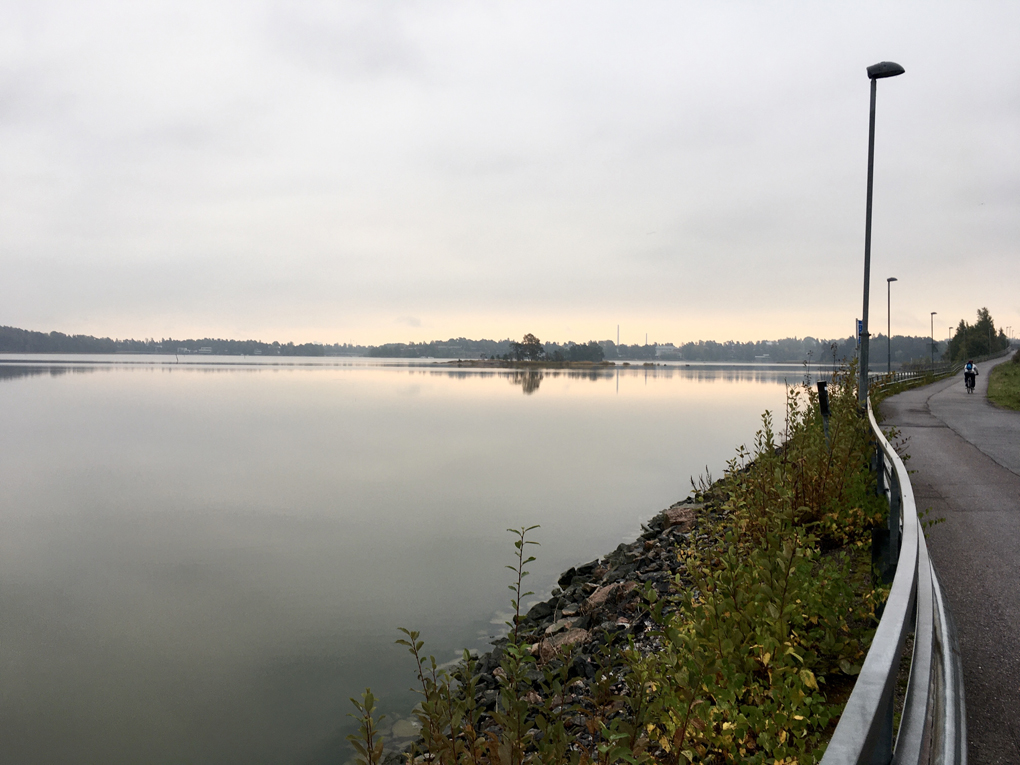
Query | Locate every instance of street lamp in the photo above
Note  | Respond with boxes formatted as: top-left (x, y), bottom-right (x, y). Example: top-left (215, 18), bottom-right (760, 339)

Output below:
top-left (931, 311), bottom-right (937, 368)
top-left (886, 277), bottom-right (897, 373)
top-left (859, 61), bottom-right (905, 408)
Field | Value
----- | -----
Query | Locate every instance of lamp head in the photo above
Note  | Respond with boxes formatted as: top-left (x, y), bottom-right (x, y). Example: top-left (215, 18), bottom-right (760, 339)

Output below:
top-left (867, 61), bottom-right (905, 79)
top-left (887, 277), bottom-right (898, 283)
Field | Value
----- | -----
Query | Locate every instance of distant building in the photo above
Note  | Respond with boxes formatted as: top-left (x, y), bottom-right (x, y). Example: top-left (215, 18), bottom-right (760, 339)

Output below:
top-left (655, 343), bottom-right (682, 359)
top-left (198, 347), bottom-right (213, 354)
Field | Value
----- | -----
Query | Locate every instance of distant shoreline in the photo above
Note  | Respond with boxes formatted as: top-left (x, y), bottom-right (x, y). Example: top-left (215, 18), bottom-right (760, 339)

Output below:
top-left (0, 353), bottom-right (861, 370)
top-left (3, 323), bottom-right (950, 366)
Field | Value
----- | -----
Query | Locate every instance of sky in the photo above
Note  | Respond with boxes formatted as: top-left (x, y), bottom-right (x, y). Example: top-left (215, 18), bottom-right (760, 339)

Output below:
top-left (2, 1), bottom-right (1018, 347)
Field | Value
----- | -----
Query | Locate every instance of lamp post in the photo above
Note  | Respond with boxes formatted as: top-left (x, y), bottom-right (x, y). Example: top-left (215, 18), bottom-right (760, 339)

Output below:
top-left (859, 61), bottom-right (905, 408)
top-left (931, 311), bottom-right (937, 369)
top-left (886, 277), bottom-right (897, 373)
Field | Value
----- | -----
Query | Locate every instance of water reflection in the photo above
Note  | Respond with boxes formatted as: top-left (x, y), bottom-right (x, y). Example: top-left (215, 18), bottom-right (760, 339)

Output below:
top-left (0, 365), bottom-right (98, 382)
top-left (1, 357), bottom-right (828, 388)
top-left (509, 369), bottom-right (543, 394)
top-left (423, 364), bottom-right (820, 392)
top-left (0, 360), bottom-right (827, 403)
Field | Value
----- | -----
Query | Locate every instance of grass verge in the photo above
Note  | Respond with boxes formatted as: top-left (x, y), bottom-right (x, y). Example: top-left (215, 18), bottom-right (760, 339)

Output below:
top-left (987, 350), bottom-right (1020, 410)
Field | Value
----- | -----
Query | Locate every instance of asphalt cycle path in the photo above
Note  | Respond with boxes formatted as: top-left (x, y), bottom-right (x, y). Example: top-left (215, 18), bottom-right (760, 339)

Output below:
top-left (880, 354), bottom-right (1020, 765)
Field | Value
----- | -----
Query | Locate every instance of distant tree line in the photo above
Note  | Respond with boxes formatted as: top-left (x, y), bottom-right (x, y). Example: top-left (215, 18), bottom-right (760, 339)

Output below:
top-left (0, 326), bottom-right (369, 356)
top-left (600, 335), bottom-right (945, 366)
top-left (489, 333), bottom-right (938, 366)
top-left (367, 337), bottom-right (513, 358)
top-left (546, 340), bottom-right (605, 362)
top-left (2, 323), bottom-right (991, 366)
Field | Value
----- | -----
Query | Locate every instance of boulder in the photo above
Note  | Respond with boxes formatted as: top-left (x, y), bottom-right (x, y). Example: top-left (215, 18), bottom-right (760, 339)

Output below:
top-left (570, 652), bottom-right (595, 679)
top-left (663, 503), bottom-right (700, 533)
top-left (539, 628), bottom-right (589, 662)
top-left (545, 618), bottom-right (576, 636)
top-left (526, 600), bottom-right (553, 621)
top-left (582, 582), bottom-right (622, 612)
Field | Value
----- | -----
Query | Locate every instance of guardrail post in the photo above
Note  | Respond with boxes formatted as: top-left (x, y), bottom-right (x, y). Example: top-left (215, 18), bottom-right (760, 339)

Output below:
top-left (876, 442), bottom-right (886, 499)
top-left (871, 698), bottom-right (894, 765)
top-left (889, 467), bottom-right (901, 561)
top-left (818, 381), bottom-right (831, 446)
top-left (871, 435), bottom-right (899, 584)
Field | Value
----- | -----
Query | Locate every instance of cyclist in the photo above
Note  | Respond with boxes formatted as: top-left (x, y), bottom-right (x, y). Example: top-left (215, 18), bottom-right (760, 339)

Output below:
top-left (964, 360), bottom-right (978, 392)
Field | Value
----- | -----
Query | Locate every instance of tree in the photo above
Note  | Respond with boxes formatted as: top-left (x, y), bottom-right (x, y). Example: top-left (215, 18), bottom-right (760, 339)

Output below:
top-left (948, 307), bottom-right (1009, 362)
top-left (567, 341), bottom-right (604, 362)
top-left (510, 333), bottom-right (544, 361)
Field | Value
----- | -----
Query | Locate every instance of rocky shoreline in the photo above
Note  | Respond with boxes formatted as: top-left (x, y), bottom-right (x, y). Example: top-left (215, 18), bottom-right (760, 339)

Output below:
top-left (379, 494), bottom-right (728, 760)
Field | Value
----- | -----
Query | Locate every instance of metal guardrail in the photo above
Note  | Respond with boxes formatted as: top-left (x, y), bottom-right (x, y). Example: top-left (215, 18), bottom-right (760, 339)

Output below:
top-left (869, 348), bottom-right (1011, 390)
top-left (868, 364), bottom-right (959, 389)
top-left (821, 399), bottom-right (966, 765)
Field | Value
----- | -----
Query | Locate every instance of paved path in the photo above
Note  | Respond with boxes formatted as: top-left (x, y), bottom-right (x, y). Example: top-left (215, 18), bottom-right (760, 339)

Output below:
top-left (880, 355), bottom-right (1020, 765)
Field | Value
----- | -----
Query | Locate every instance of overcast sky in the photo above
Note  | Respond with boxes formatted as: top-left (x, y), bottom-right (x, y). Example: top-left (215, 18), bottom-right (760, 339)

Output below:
top-left (2, 1), bottom-right (1018, 346)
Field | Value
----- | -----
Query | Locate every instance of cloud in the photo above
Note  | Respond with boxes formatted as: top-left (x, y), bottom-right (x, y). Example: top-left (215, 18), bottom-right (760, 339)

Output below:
top-left (0, 1), bottom-right (1018, 345)
top-left (270, 1), bottom-right (426, 82)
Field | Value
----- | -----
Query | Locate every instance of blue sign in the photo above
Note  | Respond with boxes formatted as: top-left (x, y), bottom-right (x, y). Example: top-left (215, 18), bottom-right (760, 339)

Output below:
top-left (856, 319), bottom-right (863, 348)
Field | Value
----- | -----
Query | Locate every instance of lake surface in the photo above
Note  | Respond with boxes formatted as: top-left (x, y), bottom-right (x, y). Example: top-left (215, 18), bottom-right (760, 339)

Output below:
top-left (0, 356), bottom-right (819, 764)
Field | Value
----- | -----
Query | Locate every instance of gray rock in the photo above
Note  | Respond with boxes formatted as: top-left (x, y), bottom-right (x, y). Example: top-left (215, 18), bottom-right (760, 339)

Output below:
top-left (526, 600), bottom-right (553, 621)
top-left (570, 653), bottom-right (594, 679)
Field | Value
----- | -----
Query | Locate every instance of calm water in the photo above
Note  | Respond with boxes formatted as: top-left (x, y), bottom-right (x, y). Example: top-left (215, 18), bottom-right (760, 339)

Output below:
top-left (0, 356), bottom-right (814, 764)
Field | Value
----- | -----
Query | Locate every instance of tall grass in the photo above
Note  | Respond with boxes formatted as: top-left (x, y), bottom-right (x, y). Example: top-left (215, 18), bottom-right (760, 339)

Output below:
top-left (988, 350), bottom-right (1020, 410)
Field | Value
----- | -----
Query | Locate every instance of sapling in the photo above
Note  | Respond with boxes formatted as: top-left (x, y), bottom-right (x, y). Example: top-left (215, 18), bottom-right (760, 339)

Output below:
top-left (346, 689), bottom-right (385, 765)
top-left (489, 525), bottom-right (541, 765)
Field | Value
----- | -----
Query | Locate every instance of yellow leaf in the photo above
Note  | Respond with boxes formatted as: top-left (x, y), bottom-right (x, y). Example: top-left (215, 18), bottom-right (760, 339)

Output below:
top-left (799, 669), bottom-right (819, 690)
